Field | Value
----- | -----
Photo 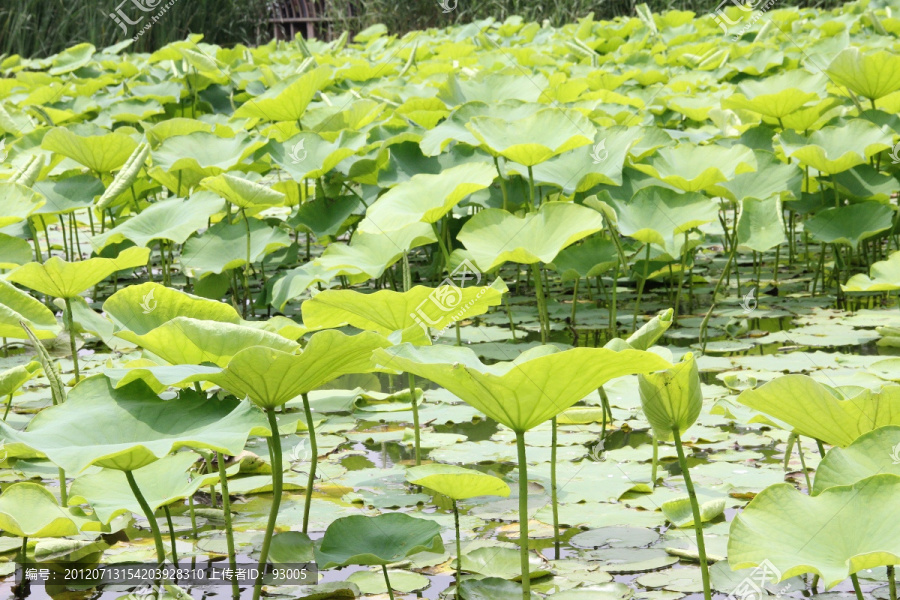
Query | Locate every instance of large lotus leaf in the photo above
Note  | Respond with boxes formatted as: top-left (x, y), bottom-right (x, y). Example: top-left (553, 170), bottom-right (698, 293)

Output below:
top-left (314, 513), bottom-right (444, 568)
top-left (0, 361), bottom-right (40, 397)
top-left (207, 330), bottom-right (391, 409)
top-left (812, 426), bottom-right (900, 495)
top-left (831, 164), bottom-right (899, 202)
top-left (358, 162), bottom-right (495, 234)
top-left (777, 121), bottom-right (893, 174)
top-left (118, 317), bottom-right (298, 366)
top-left (722, 71), bottom-right (825, 119)
top-left (181, 219), bottom-right (291, 277)
top-left (301, 278), bottom-right (507, 344)
top-left (418, 101), bottom-right (543, 156)
top-left (0, 377), bottom-right (270, 473)
top-left (719, 151), bottom-right (803, 203)
top-left (233, 66), bottom-right (332, 122)
top-left (437, 73), bottom-right (549, 106)
top-left (269, 130), bottom-right (366, 181)
top-left (0, 182), bottom-right (45, 227)
top-left (104, 282), bottom-right (241, 336)
top-left (728, 474), bottom-right (900, 589)
top-left (607, 186), bottom-right (718, 256)
top-left (7, 247), bottom-right (149, 298)
top-left (373, 344), bottom-right (670, 432)
top-left (638, 352), bottom-right (701, 441)
top-left (41, 127), bottom-right (138, 173)
top-left (737, 197), bottom-right (785, 252)
top-left (0, 482), bottom-right (106, 537)
top-left (405, 464), bottom-right (510, 500)
top-left (151, 131), bottom-right (266, 175)
top-left (90, 195), bottom-right (224, 251)
top-left (843, 250), bottom-right (900, 292)
top-left (548, 237), bottom-right (619, 281)
top-left (826, 47), bottom-right (900, 102)
top-left (631, 144), bottom-right (755, 192)
top-left (68, 452), bottom-right (220, 523)
top-left (803, 203), bottom-right (894, 247)
top-left (466, 108), bottom-right (594, 166)
top-left (458, 203), bottom-right (606, 272)
top-left (314, 223), bottom-right (436, 280)
top-left (199, 174), bottom-right (285, 211)
top-left (737, 375), bottom-right (900, 447)
top-left (31, 175), bottom-right (104, 216)
top-left (286, 195), bottom-right (360, 238)
top-left (270, 264), bottom-right (335, 311)
top-left (0, 279), bottom-right (59, 340)
top-left (104, 363), bottom-right (221, 392)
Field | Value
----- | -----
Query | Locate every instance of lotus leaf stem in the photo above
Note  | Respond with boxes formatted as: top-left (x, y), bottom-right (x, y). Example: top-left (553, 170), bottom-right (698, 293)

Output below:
top-left (3, 394), bottom-right (12, 421)
top-left (651, 434), bottom-right (658, 488)
top-left (125, 470), bottom-right (167, 565)
top-left (888, 565), bottom-right (897, 600)
top-left (816, 439), bottom-right (827, 458)
top-left (850, 573), bottom-right (864, 600)
top-left (453, 499), bottom-right (462, 588)
top-left (382, 565), bottom-right (395, 600)
top-left (163, 505), bottom-right (178, 565)
top-left (515, 430), bottom-right (531, 599)
top-left (795, 436), bottom-right (812, 493)
top-left (254, 409), bottom-right (283, 600)
top-left (58, 468), bottom-right (67, 505)
top-left (672, 427), bottom-right (711, 600)
top-left (187, 495), bottom-right (197, 539)
top-left (700, 236), bottom-right (739, 352)
top-left (551, 416), bottom-right (559, 559)
top-left (408, 374), bottom-right (421, 465)
top-left (674, 231), bottom-right (689, 322)
top-left (300, 393), bottom-right (318, 534)
top-left (216, 452), bottom-right (238, 576)
top-left (632, 244), bottom-right (651, 334)
top-left (530, 263), bottom-right (549, 343)
top-left (63, 297), bottom-right (79, 383)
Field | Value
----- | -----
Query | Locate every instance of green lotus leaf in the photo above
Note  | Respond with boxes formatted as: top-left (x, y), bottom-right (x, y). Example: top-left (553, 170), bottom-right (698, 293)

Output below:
top-left (728, 474), bottom-right (900, 589)
top-left (32, 175), bottom-right (105, 216)
top-left (638, 352), bottom-right (701, 441)
top-left (737, 375), bottom-right (900, 446)
top-left (458, 203), bottom-right (606, 272)
top-left (118, 317), bottom-right (298, 366)
top-left (7, 247), bottom-right (150, 299)
top-left (826, 47), bottom-right (900, 102)
top-left (41, 127), bottom-right (138, 173)
top-left (661, 496), bottom-right (725, 528)
top-left (181, 219), bottom-right (291, 277)
top-left (286, 195), bottom-right (360, 238)
top-left (722, 71), bottom-right (825, 119)
top-left (151, 131), bottom-right (266, 176)
top-left (843, 249), bottom-right (900, 292)
top-left (813, 426), bottom-right (900, 495)
top-left (373, 344), bottom-right (670, 432)
top-left (737, 197), bottom-right (785, 252)
top-left (777, 120), bottom-right (893, 174)
top-left (466, 108), bottom-right (594, 166)
top-left (104, 282), bottom-right (242, 336)
top-left (607, 186), bottom-right (718, 256)
top-left (199, 174), bottom-right (285, 211)
top-left (0, 361), bottom-right (40, 397)
top-left (269, 130), bottom-right (367, 181)
top-left (47, 42), bottom-right (95, 75)
top-left (719, 151), bottom-right (802, 203)
top-left (301, 278), bottom-right (507, 343)
top-left (405, 464), bottom-right (510, 500)
top-left (438, 73), bottom-right (549, 106)
top-left (358, 162), bottom-right (496, 234)
top-left (831, 164), bottom-right (899, 202)
top-left (0, 482), bottom-right (106, 537)
top-left (0, 182), bottom-right (45, 228)
top-left (0, 377), bottom-right (270, 473)
top-left (548, 237), bottom-right (619, 281)
top-left (233, 65), bottom-right (332, 122)
top-left (90, 195), bottom-right (224, 251)
top-left (0, 279), bottom-right (59, 340)
top-left (314, 513), bottom-right (444, 568)
top-left (270, 264), bottom-right (335, 311)
top-left (804, 203), bottom-right (894, 248)
top-left (104, 363), bottom-right (220, 392)
top-left (207, 330), bottom-right (391, 409)
top-left (68, 451), bottom-right (220, 523)
top-left (631, 144), bottom-right (755, 192)
top-left (314, 223), bottom-right (436, 280)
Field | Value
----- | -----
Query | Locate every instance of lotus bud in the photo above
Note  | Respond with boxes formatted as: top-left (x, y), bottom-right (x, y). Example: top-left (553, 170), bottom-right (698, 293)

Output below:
top-left (626, 308), bottom-right (674, 350)
top-left (639, 352), bottom-right (702, 441)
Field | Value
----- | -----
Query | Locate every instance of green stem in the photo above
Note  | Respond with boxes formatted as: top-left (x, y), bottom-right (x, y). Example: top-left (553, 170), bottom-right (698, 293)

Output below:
top-left (216, 452), bottom-right (238, 576)
top-left (674, 231), bottom-right (689, 322)
top-left (63, 297), bottom-right (79, 383)
top-left (408, 373), bottom-right (421, 465)
top-left (163, 505), bottom-right (178, 564)
top-left (494, 156), bottom-right (508, 212)
top-left (551, 417), bottom-right (559, 560)
top-left (888, 565), bottom-right (897, 600)
top-left (300, 393), bottom-right (318, 534)
top-left (21, 536), bottom-right (27, 567)
top-left (240, 208), bottom-right (252, 319)
top-left (570, 279), bottom-right (579, 327)
top-left (651, 434), bottom-right (658, 488)
top-left (515, 430), bottom-right (531, 599)
top-left (431, 222), bottom-right (452, 268)
top-left (816, 439), bottom-right (827, 458)
top-left (58, 468), bottom-right (67, 505)
top-left (453, 500), bottom-right (462, 589)
top-left (796, 437), bottom-right (813, 493)
top-left (254, 409), bottom-right (284, 600)
top-left (632, 244), bottom-right (651, 333)
top-left (505, 295), bottom-right (517, 340)
top-left (699, 237), bottom-right (739, 352)
top-left (850, 573), bottom-right (864, 600)
top-left (530, 263), bottom-right (549, 344)
top-left (125, 470), bottom-right (167, 564)
top-left (188, 495), bottom-right (197, 539)
top-left (3, 394), bottom-right (12, 421)
top-left (672, 428), bottom-right (711, 600)
top-left (599, 387), bottom-right (612, 440)
top-left (382, 565), bottom-right (395, 600)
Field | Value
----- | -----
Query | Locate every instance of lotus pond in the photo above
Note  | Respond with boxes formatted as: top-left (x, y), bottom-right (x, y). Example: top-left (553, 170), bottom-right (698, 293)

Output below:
top-left (3, 2), bottom-right (900, 599)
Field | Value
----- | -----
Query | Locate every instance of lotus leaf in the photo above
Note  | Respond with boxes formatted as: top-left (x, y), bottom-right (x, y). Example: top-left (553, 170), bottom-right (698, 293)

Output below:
top-left (7, 247), bottom-right (150, 299)
top-left (314, 513), bottom-right (443, 568)
top-left (405, 464), bottom-right (510, 500)
top-left (0, 482), bottom-right (106, 537)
